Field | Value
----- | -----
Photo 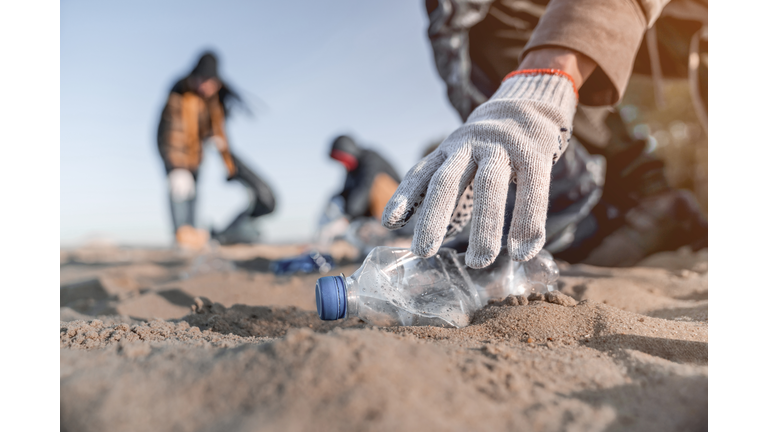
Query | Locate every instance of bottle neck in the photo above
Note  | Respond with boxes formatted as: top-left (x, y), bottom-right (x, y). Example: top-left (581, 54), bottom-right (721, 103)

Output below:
top-left (343, 274), bottom-right (359, 319)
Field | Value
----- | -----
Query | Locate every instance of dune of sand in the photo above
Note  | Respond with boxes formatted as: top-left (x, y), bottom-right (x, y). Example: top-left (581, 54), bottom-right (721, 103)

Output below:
top-left (60, 243), bottom-right (707, 432)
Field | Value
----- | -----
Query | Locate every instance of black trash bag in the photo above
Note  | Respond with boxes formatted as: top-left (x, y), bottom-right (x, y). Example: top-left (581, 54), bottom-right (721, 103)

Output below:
top-left (231, 152), bottom-right (276, 218)
top-left (212, 152), bottom-right (276, 245)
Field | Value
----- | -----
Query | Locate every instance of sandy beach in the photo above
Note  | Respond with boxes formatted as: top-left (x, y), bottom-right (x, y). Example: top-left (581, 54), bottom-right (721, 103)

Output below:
top-left (60, 242), bottom-right (707, 432)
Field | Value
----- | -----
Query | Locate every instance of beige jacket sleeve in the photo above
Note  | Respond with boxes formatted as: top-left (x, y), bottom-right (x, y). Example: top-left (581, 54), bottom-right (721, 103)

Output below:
top-left (522, 0), bottom-right (671, 106)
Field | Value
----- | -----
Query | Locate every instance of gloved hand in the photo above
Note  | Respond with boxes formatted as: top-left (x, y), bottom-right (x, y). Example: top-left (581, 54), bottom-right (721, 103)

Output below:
top-left (168, 168), bottom-right (196, 203)
top-left (382, 70), bottom-right (578, 268)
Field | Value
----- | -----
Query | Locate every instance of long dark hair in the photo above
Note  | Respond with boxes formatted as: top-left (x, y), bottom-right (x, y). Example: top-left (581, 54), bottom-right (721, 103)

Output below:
top-left (216, 81), bottom-right (248, 118)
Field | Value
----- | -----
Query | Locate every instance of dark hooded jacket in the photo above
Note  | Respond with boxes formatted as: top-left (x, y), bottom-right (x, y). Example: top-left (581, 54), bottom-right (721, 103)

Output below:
top-left (331, 136), bottom-right (401, 220)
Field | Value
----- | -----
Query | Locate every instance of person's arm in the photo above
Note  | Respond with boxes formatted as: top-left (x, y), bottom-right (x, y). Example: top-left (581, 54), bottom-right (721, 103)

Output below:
top-left (521, 0), bottom-right (671, 105)
top-left (382, 0), bottom-right (674, 267)
top-left (208, 99), bottom-right (238, 179)
top-left (518, 48), bottom-right (596, 90)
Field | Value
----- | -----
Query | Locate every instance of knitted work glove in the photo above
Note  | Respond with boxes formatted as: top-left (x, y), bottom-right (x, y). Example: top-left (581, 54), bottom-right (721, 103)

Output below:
top-left (168, 168), bottom-right (196, 202)
top-left (382, 70), bottom-right (578, 268)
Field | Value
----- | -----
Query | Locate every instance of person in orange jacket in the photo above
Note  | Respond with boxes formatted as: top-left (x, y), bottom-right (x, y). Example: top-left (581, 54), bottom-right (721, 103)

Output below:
top-left (157, 51), bottom-right (253, 250)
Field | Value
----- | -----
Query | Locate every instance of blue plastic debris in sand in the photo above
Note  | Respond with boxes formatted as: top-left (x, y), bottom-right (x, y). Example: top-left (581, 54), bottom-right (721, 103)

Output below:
top-left (270, 251), bottom-right (335, 276)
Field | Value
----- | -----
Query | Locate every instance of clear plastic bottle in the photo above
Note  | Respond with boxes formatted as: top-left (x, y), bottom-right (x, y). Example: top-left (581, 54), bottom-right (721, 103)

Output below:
top-left (461, 249), bottom-right (560, 305)
top-left (315, 247), bottom-right (481, 328)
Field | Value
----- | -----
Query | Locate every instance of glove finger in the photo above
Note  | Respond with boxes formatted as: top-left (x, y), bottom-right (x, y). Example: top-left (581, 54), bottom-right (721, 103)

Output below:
top-left (412, 146), bottom-right (475, 257)
top-left (507, 155), bottom-right (552, 261)
top-left (444, 180), bottom-right (474, 242)
top-left (465, 148), bottom-right (511, 268)
top-left (382, 150), bottom-right (445, 229)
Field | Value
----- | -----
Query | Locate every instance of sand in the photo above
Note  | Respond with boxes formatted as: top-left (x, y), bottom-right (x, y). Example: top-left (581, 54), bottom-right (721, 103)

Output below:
top-left (60, 243), bottom-right (707, 432)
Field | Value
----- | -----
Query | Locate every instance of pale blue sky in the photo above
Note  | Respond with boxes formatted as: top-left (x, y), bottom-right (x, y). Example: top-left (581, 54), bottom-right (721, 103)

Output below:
top-left (61, 0), bottom-right (462, 246)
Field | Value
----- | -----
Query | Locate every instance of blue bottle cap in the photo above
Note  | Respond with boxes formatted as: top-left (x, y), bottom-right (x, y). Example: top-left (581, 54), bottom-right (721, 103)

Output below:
top-left (315, 275), bottom-right (347, 320)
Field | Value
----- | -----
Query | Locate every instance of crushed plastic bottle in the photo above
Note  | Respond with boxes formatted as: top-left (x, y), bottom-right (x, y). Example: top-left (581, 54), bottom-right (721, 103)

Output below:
top-left (461, 249), bottom-right (559, 305)
top-left (315, 247), bottom-right (481, 328)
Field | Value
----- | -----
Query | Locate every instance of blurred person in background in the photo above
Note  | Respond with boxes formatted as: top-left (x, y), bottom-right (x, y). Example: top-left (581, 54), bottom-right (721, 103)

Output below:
top-left (329, 135), bottom-right (401, 222)
top-left (157, 51), bottom-right (275, 250)
top-left (383, 0), bottom-right (707, 268)
top-left (316, 135), bottom-right (410, 255)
